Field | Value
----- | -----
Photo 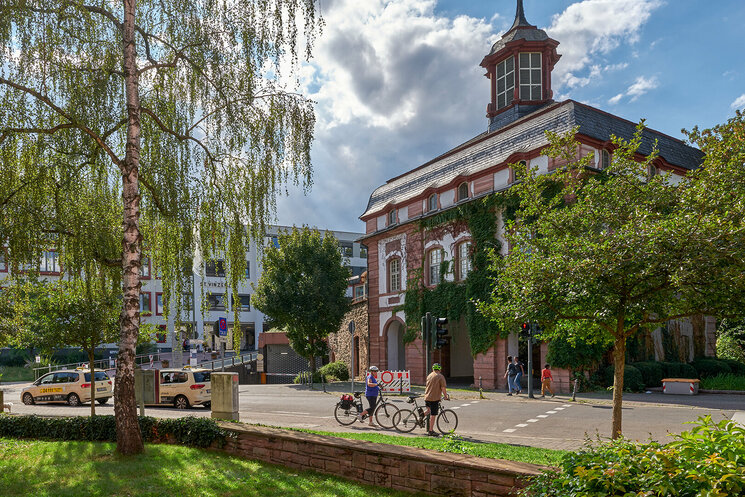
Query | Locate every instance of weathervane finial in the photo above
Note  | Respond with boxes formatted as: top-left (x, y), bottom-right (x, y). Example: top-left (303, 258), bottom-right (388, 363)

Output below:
top-left (510, 0), bottom-right (531, 30)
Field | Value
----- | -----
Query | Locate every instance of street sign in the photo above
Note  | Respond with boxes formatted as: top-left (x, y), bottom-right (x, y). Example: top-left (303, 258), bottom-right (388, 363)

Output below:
top-left (219, 317), bottom-right (227, 337)
top-left (348, 320), bottom-right (355, 334)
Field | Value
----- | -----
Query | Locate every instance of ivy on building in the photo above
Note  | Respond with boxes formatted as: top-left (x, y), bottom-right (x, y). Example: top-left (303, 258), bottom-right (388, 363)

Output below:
top-left (399, 192), bottom-right (519, 355)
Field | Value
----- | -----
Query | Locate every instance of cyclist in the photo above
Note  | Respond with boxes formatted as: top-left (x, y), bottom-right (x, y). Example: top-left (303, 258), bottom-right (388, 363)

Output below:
top-left (424, 363), bottom-right (449, 437)
top-left (358, 366), bottom-right (379, 427)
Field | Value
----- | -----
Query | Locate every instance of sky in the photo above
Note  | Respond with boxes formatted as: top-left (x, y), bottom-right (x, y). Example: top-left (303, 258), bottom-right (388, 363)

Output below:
top-left (273, 0), bottom-right (745, 234)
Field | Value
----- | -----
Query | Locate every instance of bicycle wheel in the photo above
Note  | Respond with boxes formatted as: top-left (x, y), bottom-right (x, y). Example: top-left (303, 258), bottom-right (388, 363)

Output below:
top-left (392, 408), bottom-right (418, 433)
top-left (374, 401), bottom-right (400, 429)
top-left (437, 408), bottom-right (459, 434)
top-left (334, 404), bottom-right (358, 426)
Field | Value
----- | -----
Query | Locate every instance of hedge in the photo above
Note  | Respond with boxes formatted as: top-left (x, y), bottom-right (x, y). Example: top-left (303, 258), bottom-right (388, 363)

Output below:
top-left (630, 361), bottom-right (665, 388)
top-left (721, 359), bottom-right (745, 376)
top-left (0, 415), bottom-right (231, 448)
top-left (659, 361), bottom-right (699, 379)
top-left (602, 364), bottom-right (645, 392)
top-left (691, 358), bottom-right (732, 379)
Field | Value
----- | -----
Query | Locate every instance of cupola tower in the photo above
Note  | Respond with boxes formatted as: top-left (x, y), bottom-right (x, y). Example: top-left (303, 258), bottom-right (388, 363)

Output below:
top-left (480, 0), bottom-right (561, 131)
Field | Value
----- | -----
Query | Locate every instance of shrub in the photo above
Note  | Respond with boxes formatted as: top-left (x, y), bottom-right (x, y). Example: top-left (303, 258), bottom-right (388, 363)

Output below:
top-left (700, 373), bottom-right (745, 391)
top-left (691, 358), bottom-right (732, 378)
top-left (721, 359), bottom-right (745, 376)
top-left (525, 416), bottom-right (745, 496)
top-left (660, 361), bottom-right (699, 379)
top-left (631, 361), bottom-right (665, 388)
top-left (602, 364), bottom-right (645, 392)
top-left (0, 349), bottom-right (28, 367)
top-left (0, 414), bottom-right (230, 448)
top-left (293, 371), bottom-right (322, 384)
top-left (318, 361), bottom-right (349, 382)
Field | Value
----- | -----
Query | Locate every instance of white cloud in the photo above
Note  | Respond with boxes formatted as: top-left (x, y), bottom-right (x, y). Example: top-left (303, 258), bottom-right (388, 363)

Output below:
top-left (607, 75), bottom-right (659, 104)
top-left (546, 0), bottom-right (663, 90)
top-left (731, 94), bottom-right (745, 110)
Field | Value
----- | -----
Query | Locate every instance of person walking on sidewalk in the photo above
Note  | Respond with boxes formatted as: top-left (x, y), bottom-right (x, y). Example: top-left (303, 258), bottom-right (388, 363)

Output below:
top-left (514, 356), bottom-right (525, 394)
top-left (358, 366), bottom-right (380, 427)
top-left (424, 363), bottom-right (449, 437)
top-left (504, 356), bottom-right (518, 395)
top-left (541, 364), bottom-right (555, 398)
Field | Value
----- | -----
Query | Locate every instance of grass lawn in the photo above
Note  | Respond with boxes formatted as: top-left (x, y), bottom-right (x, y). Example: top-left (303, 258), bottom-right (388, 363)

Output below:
top-left (701, 373), bottom-right (745, 391)
top-left (0, 366), bottom-right (34, 382)
top-left (283, 428), bottom-right (565, 466)
top-left (0, 438), bottom-right (423, 497)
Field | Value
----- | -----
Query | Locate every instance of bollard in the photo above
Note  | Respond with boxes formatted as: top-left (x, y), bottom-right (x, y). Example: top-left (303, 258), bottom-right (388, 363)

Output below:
top-left (322, 374), bottom-right (326, 393)
top-left (211, 372), bottom-right (240, 421)
top-left (571, 378), bottom-right (578, 402)
top-left (0, 390), bottom-right (4, 413)
top-left (479, 376), bottom-right (485, 399)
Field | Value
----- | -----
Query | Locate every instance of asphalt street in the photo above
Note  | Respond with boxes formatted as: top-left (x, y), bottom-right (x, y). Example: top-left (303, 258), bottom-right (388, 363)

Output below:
top-left (3, 381), bottom-right (742, 451)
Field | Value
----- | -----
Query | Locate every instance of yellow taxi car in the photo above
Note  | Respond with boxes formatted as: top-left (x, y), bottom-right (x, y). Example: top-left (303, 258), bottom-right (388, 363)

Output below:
top-left (22, 368), bottom-right (113, 407)
top-left (152, 367), bottom-right (211, 409)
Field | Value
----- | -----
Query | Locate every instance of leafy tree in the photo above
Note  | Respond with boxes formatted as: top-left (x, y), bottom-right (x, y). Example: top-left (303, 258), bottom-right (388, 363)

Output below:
top-left (715, 319), bottom-right (745, 363)
top-left (0, 1), bottom-right (320, 454)
top-left (253, 228), bottom-right (350, 374)
top-left (479, 122), bottom-right (745, 439)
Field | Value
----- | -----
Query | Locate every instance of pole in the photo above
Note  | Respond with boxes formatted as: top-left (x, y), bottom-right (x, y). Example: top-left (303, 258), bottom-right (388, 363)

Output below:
top-left (527, 322), bottom-right (535, 398)
top-left (423, 313), bottom-right (432, 376)
top-left (349, 321), bottom-right (356, 393)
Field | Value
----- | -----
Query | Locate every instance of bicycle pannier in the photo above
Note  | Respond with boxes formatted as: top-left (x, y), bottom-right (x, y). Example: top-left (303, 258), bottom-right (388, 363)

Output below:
top-left (339, 394), bottom-right (354, 409)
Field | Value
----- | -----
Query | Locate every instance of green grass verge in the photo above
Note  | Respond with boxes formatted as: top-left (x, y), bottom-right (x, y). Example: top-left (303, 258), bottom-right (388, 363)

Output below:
top-left (282, 428), bottom-right (565, 466)
top-left (0, 366), bottom-right (34, 382)
top-left (701, 373), bottom-right (745, 391)
top-left (0, 438), bottom-right (422, 497)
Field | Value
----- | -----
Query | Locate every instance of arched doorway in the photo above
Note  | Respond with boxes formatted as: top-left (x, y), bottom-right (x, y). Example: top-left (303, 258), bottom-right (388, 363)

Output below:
top-left (386, 320), bottom-right (406, 371)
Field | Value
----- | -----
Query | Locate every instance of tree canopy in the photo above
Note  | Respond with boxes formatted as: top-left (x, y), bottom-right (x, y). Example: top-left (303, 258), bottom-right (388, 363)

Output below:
top-left (253, 227), bottom-right (351, 372)
top-left (479, 119), bottom-right (745, 438)
top-left (0, 0), bottom-right (321, 454)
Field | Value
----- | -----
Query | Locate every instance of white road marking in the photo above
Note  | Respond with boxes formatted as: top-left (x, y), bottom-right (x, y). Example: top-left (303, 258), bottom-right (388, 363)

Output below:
top-left (562, 404), bottom-right (572, 407)
top-left (515, 423), bottom-right (528, 427)
top-left (554, 407), bottom-right (565, 410)
top-left (537, 415), bottom-right (548, 418)
top-left (471, 401), bottom-right (479, 404)
top-left (271, 411), bottom-right (311, 415)
top-left (503, 428), bottom-right (517, 433)
top-left (546, 410), bottom-right (557, 414)
top-left (450, 406), bottom-right (460, 410)
top-left (460, 403), bottom-right (471, 407)
top-left (527, 418), bottom-right (539, 423)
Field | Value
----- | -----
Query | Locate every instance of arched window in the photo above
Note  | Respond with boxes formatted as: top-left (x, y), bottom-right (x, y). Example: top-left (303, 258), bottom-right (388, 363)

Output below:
top-left (428, 249), bottom-right (442, 286)
top-left (427, 194), bottom-right (438, 212)
top-left (388, 209), bottom-right (397, 226)
top-left (458, 242), bottom-right (472, 280)
top-left (388, 258), bottom-right (400, 293)
top-left (601, 149), bottom-right (611, 170)
top-left (457, 182), bottom-right (469, 202)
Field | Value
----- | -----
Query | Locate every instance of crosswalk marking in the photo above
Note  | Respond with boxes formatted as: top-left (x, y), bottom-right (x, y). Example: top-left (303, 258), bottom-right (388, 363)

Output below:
top-left (546, 410), bottom-right (557, 414)
top-left (527, 418), bottom-right (539, 423)
top-left (515, 423), bottom-right (528, 427)
top-left (503, 428), bottom-right (517, 433)
top-left (537, 414), bottom-right (548, 418)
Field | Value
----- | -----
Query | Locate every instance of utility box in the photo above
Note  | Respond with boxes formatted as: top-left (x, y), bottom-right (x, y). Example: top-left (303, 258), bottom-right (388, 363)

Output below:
top-left (662, 378), bottom-right (700, 395)
top-left (211, 372), bottom-right (239, 421)
top-left (134, 369), bottom-right (158, 404)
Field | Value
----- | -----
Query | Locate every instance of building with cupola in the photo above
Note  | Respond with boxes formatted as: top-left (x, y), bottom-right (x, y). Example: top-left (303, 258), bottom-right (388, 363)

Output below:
top-left (358, 0), bottom-right (714, 391)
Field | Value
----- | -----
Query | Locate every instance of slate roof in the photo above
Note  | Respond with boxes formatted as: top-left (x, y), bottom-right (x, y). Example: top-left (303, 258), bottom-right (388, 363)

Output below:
top-left (361, 100), bottom-right (704, 219)
top-left (487, 27), bottom-right (550, 57)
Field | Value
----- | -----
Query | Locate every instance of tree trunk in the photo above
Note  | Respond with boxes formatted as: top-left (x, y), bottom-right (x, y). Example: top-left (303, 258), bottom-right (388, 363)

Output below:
top-left (114, 0), bottom-right (144, 455)
top-left (88, 348), bottom-right (96, 418)
top-left (611, 336), bottom-right (626, 439)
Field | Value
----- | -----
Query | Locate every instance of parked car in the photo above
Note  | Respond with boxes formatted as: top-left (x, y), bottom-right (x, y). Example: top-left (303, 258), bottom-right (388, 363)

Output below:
top-left (22, 368), bottom-right (113, 406)
top-left (151, 367), bottom-right (211, 409)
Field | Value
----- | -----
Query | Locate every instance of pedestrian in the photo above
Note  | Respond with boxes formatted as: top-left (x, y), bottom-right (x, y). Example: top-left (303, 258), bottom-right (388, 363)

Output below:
top-left (503, 355), bottom-right (518, 395)
top-left (541, 364), bottom-right (555, 398)
top-left (358, 366), bottom-right (379, 427)
top-left (424, 363), bottom-right (449, 437)
top-left (514, 356), bottom-right (525, 394)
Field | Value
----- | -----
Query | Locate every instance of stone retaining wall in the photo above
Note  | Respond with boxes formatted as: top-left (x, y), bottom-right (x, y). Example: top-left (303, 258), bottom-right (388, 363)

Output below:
top-left (216, 423), bottom-right (546, 496)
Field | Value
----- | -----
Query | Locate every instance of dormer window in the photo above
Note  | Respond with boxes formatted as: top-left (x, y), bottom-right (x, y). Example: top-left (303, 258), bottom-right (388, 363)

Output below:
top-left (427, 194), bottom-right (438, 212)
top-left (601, 150), bottom-right (611, 170)
top-left (388, 209), bottom-right (397, 225)
top-left (519, 53), bottom-right (542, 101)
top-left (457, 182), bottom-right (469, 202)
top-left (496, 56), bottom-right (515, 110)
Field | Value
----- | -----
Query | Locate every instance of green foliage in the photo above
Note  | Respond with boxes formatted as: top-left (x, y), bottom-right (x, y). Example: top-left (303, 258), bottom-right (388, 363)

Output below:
top-left (525, 416), bottom-right (745, 497)
top-left (630, 361), bottom-right (665, 388)
top-left (319, 361), bottom-right (350, 382)
top-left (253, 228), bottom-right (351, 371)
top-left (691, 358), bottom-right (732, 378)
top-left (438, 433), bottom-right (468, 454)
top-left (659, 361), bottom-right (699, 379)
top-left (546, 333), bottom-right (611, 371)
top-left (700, 373), bottom-right (745, 391)
top-left (400, 193), bottom-right (510, 354)
top-left (715, 319), bottom-right (745, 363)
top-left (602, 364), bottom-right (645, 392)
top-left (0, 415), bottom-right (230, 448)
top-left (0, 350), bottom-right (29, 368)
top-left (721, 359), bottom-right (745, 375)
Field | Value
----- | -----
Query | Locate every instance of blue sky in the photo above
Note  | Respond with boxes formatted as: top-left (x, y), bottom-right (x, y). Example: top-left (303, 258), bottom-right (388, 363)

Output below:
top-left (274, 0), bottom-right (745, 233)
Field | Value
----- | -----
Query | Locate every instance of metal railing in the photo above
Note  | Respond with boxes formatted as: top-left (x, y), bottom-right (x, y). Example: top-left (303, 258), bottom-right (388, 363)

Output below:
top-left (198, 351), bottom-right (257, 371)
top-left (32, 352), bottom-right (170, 380)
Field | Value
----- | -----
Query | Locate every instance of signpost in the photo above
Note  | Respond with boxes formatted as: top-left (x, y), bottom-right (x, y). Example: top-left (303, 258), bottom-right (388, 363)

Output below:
top-left (219, 318), bottom-right (228, 371)
top-left (348, 321), bottom-right (356, 393)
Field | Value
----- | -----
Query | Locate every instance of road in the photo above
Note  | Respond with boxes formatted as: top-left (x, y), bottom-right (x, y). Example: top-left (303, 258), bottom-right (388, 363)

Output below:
top-left (2, 382), bottom-right (740, 451)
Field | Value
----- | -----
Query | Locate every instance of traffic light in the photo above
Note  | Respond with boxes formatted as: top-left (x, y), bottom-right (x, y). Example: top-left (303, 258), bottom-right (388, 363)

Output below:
top-left (434, 317), bottom-right (449, 349)
top-left (520, 322), bottom-right (529, 336)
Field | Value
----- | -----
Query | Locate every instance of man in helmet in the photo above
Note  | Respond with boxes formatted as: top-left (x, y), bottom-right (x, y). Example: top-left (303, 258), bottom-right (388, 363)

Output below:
top-left (424, 363), bottom-right (449, 436)
top-left (358, 366), bottom-right (380, 427)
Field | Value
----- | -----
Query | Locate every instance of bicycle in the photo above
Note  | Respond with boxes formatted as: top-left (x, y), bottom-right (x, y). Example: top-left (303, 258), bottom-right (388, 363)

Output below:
top-left (334, 390), bottom-right (400, 429)
top-left (391, 394), bottom-right (458, 434)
